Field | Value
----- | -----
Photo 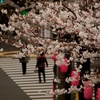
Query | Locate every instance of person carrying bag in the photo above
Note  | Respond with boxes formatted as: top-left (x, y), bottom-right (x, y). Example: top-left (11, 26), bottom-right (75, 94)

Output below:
top-left (36, 52), bottom-right (48, 83)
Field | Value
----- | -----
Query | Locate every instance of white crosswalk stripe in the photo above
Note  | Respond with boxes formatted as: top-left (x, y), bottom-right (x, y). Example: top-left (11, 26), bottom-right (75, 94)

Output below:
top-left (0, 58), bottom-right (54, 100)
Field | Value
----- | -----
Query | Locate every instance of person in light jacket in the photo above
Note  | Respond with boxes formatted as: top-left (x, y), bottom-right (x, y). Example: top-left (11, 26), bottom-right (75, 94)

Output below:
top-left (19, 43), bottom-right (30, 75)
top-left (19, 55), bottom-right (30, 75)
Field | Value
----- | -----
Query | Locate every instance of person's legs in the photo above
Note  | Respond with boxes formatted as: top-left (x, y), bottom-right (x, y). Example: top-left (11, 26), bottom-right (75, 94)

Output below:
top-left (22, 62), bottom-right (26, 75)
top-left (42, 68), bottom-right (46, 82)
top-left (38, 68), bottom-right (41, 83)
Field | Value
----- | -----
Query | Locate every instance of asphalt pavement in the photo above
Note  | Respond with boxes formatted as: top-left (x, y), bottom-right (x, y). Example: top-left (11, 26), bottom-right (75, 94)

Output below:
top-left (0, 41), bottom-right (20, 52)
top-left (0, 68), bottom-right (31, 100)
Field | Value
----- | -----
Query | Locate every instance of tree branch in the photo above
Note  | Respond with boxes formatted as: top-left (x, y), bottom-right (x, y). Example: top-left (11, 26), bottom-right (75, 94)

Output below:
top-left (62, 2), bottom-right (77, 20)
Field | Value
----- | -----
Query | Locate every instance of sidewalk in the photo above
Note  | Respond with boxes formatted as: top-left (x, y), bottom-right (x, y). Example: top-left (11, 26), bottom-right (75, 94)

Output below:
top-left (0, 68), bottom-right (31, 100)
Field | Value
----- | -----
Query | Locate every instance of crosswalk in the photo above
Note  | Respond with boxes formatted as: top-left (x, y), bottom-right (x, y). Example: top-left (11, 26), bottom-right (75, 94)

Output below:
top-left (0, 57), bottom-right (54, 100)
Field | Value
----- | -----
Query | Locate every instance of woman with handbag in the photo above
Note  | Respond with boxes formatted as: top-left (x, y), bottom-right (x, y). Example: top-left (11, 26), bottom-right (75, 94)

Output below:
top-left (19, 55), bottom-right (30, 75)
top-left (19, 43), bottom-right (30, 75)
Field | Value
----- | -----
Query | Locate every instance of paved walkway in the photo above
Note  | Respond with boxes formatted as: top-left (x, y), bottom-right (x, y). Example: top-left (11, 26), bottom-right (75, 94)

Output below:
top-left (0, 68), bottom-right (31, 100)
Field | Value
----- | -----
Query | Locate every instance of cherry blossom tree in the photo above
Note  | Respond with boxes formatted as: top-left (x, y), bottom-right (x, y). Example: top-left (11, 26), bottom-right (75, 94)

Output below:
top-left (0, 0), bottom-right (100, 98)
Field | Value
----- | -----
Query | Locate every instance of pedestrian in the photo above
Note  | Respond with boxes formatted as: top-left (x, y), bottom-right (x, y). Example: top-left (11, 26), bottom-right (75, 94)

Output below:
top-left (19, 55), bottom-right (30, 75)
top-left (19, 43), bottom-right (30, 75)
top-left (36, 52), bottom-right (48, 83)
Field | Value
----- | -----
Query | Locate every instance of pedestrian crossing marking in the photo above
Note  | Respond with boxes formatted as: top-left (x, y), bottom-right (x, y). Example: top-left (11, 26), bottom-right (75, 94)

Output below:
top-left (0, 58), bottom-right (54, 100)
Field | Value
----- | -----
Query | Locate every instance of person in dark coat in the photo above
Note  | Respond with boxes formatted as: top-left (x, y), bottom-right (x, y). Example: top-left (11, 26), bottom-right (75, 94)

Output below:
top-left (36, 52), bottom-right (48, 83)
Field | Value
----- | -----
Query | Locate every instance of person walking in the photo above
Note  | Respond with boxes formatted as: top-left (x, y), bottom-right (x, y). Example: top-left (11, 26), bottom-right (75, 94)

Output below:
top-left (36, 52), bottom-right (48, 83)
top-left (19, 43), bottom-right (30, 75)
top-left (19, 55), bottom-right (30, 75)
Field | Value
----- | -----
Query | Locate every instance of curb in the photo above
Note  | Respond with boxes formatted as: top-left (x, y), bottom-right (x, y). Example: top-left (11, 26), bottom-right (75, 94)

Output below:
top-left (0, 51), bottom-right (19, 58)
top-left (0, 51), bottom-right (52, 58)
